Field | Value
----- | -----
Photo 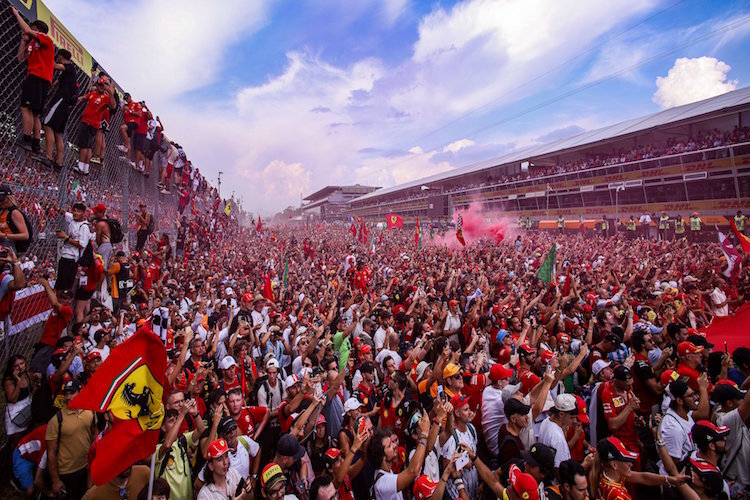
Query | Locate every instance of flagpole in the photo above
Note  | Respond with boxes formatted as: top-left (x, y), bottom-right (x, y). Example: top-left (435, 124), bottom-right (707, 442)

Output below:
top-left (147, 451), bottom-right (156, 500)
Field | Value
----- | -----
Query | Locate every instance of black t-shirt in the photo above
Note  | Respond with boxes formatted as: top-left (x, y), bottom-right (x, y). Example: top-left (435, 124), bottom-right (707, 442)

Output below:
top-left (176, 226), bottom-right (186, 247)
top-left (54, 62), bottom-right (78, 104)
top-left (228, 309), bottom-right (253, 336)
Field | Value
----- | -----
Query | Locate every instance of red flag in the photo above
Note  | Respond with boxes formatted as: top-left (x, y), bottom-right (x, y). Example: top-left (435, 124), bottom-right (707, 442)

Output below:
top-left (306, 218), bottom-right (309, 231)
top-left (263, 274), bottom-right (274, 301)
top-left (68, 325), bottom-right (166, 485)
top-left (701, 302), bottom-right (750, 356)
top-left (355, 216), bottom-right (363, 223)
top-left (562, 269), bottom-right (572, 296)
top-left (730, 218), bottom-right (750, 253)
top-left (256, 216), bottom-right (262, 233)
top-left (358, 221), bottom-right (368, 245)
top-left (349, 222), bottom-right (357, 237)
top-left (386, 213), bottom-right (404, 229)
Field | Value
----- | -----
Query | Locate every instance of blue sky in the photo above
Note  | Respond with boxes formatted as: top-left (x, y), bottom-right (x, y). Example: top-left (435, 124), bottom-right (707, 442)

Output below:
top-left (46, 0), bottom-right (750, 215)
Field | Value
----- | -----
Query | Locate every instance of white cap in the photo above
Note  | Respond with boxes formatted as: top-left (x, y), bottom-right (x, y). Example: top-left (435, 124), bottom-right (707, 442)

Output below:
top-left (218, 356), bottom-right (237, 370)
top-left (592, 359), bottom-right (612, 376)
top-left (343, 397), bottom-right (363, 415)
top-left (285, 374), bottom-right (300, 387)
top-left (225, 287), bottom-right (234, 296)
top-left (554, 394), bottom-right (577, 412)
top-left (265, 357), bottom-right (279, 370)
top-left (415, 361), bottom-right (431, 381)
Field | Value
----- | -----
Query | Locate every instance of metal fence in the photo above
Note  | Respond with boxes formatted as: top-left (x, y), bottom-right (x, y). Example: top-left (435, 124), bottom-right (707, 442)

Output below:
top-left (0, 0), bottom-right (179, 369)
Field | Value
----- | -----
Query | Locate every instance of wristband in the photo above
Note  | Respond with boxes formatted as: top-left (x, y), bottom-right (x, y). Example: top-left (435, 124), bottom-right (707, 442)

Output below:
top-left (419, 440), bottom-right (427, 447)
top-left (655, 440), bottom-right (665, 447)
top-left (419, 433), bottom-right (429, 440)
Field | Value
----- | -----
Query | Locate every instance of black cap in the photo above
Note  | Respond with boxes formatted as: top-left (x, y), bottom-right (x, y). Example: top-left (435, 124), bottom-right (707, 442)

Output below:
top-left (277, 433), bottom-right (305, 459)
top-left (59, 289), bottom-right (73, 298)
top-left (686, 334), bottom-right (714, 349)
top-left (597, 437), bottom-right (639, 463)
top-left (691, 421), bottom-right (729, 448)
top-left (63, 379), bottom-right (82, 393)
top-left (613, 366), bottom-right (632, 381)
top-left (711, 383), bottom-right (745, 404)
top-left (218, 416), bottom-right (238, 435)
top-left (504, 398), bottom-right (531, 418)
top-left (669, 380), bottom-right (690, 399)
top-left (604, 333), bottom-right (621, 344)
top-left (0, 184), bottom-right (12, 198)
top-left (521, 443), bottom-right (556, 471)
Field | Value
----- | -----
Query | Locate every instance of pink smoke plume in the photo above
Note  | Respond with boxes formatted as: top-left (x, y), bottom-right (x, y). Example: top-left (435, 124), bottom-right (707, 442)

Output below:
top-left (424, 203), bottom-right (518, 249)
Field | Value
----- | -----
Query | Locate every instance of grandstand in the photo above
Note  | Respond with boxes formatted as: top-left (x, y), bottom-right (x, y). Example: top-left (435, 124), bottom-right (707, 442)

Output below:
top-left (346, 87), bottom-right (750, 225)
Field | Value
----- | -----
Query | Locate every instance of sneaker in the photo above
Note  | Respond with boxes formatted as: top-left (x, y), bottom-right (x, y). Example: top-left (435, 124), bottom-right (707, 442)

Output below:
top-left (117, 145), bottom-right (127, 153)
top-left (72, 165), bottom-right (84, 174)
top-left (129, 161), bottom-right (136, 168)
top-left (16, 139), bottom-right (32, 152)
top-left (90, 156), bottom-right (101, 164)
top-left (119, 155), bottom-right (128, 161)
top-left (160, 188), bottom-right (170, 194)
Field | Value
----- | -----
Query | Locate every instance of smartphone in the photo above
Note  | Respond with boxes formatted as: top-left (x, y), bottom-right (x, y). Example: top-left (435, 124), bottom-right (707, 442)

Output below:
top-left (437, 384), bottom-right (446, 402)
top-left (235, 478), bottom-right (245, 497)
top-left (724, 341), bottom-right (728, 354)
top-left (511, 343), bottom-right (516, 355)
top-left (455, 451), bottom-right (470, 471)
top-left (358, 416), bottom-right (367, 435)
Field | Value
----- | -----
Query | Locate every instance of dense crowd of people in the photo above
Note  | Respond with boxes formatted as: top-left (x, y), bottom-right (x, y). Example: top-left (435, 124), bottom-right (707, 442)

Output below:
top-left (2, 6), bottom-right (750, 500)
top-left (3, 207), bottom-right (750, 499)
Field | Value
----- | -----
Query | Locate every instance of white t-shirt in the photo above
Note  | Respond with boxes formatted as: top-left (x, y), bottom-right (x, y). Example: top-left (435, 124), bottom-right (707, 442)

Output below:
top-left (375, 348), bottom-right (402, 370)
top-left (374, 469), bottom-right (402, 500)
top-left (716, 409), bottom-right (750, 487)
top-left (658, 408), bottom-right (694, 474)
top-left (374, 327), bottom-right (387, 350)
top-left (441, 424), bottom-right (479, 499)
top-left (710, 287), bottom-right (729, 317)
top-left (61, 215), bottom-right (91, 261)
top-left (481, 385), bottom-right (506, 456)
top-left (538, 417), bottom-right (571, 467)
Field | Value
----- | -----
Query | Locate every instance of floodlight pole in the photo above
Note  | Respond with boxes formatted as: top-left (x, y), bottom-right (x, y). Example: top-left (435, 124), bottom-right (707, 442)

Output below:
top-left (615, 185), bottom-right (625, 234)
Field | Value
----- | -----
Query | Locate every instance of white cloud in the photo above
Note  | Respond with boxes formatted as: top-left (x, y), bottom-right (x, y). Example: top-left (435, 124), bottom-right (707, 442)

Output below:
top-left (653, 57), bottom-right (738, 109)
top-left (443, 139), bottom-right (475, 153)
top-left (382, 0), bottom-right (409, 26)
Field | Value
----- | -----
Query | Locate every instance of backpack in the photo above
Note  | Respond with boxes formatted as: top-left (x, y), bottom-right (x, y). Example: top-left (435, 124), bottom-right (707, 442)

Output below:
top-left (247, 374), bottom-right (268, 406)
top-left (6, 206), bottom-right (33, 254)
top-left (105, 218), bottom-right (123, 244)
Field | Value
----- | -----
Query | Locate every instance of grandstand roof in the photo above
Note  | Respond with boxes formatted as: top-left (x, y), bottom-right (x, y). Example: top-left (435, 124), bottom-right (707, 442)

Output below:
top-left (353, 86), bottom-right (750, 204)
top-left (304, 184), bottom-right (380, 202)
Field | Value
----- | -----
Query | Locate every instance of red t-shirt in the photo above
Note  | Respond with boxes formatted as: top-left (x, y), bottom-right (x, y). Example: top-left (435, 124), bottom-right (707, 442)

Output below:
top-left (40, 305), bottom-right (73, 347)
top-left (137, 106), bottom-right (152, 134)
top-left (676, 362), bottom-right (702, 392)
top-left (26, 32), bottom-right (55, 82)
top-left (236, 406), bottom-right (268, 437)
top-left (143, 264), bottom-right (158, 292)
top-left (80, 92), bottom-right (111, 128)
top-left (517, 367), bottom-right (540, 396)
top-left (599, 476), bottom-right (632, 500)
top-left (123, 102), bottom-right (141, 124)
top-left (600, 382), bottom-right (638, 448)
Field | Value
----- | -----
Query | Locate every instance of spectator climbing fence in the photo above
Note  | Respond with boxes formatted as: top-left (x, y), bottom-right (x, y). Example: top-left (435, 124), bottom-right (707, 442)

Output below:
top-left (0, 0), bottom-right (178, 373)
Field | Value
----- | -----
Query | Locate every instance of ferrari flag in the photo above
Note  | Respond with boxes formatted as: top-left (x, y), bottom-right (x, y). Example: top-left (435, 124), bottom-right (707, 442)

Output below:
top-left (386, 213), bottom-right (404, 229)
top-left (68, 324), bottom-right (166, 485)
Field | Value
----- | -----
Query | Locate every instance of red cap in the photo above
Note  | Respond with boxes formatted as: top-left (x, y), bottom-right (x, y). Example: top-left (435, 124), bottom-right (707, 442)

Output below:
top-left (677, 341), bottom-right (703, 357)
top-left (450, 393), bottom-right (470, 410)
top-left (660, 369), bottom-right (682, 386)
top-left (92, 203), bottom-right (106, 213)
top-left (540, 349), bottom-right (555, 362)
top-left (490, 364), bottom-right (513, 382)
top-left (85, 351), bottom-right (102, 362)
top-left (715, 378), bottom-right (740, 388)
top-left (241, 293), bottom-right (253, 303)
top-left (509, 464), bottom-right (540, 500)
top-left (206, 438), bottom-right (229, 459)
top-left (583, 304), bottom-right (593, 313)
top-left (449, 299), bottom-right (459, 307)
top-left (324, 448), bottom-right (341, 461)
top-left (556, 332), bottom-right (571, 344)
top-left (413, 474), bottom-right (440, 500)
top-left (359, 343), bottom-right (372, 355)
top-left (574, 395), bottom-right (589, 423)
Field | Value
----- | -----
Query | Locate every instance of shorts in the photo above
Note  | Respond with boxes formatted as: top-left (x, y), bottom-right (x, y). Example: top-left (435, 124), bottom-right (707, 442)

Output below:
top-left (77, 123), bottom-right (98, 150)
top-left (20, 75), bottom-right (50, 115)
top-left (145, 138), bottom-right (160, 160)
top-left (55, 257), bottom-right (78, 291)
top-left (125, 122), bottom-right (137, 136)
top-left (43, 97), bottom-right (70, 134)
top-left (12, 449), bottom-right (35, 490)
top-left (75, 285), bottom-right (94, 301)
top-left (133, 133), bottom-right (147, 152)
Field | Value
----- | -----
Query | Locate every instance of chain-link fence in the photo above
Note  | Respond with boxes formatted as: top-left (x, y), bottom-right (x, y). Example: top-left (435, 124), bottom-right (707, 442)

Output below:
top-left (0, 0), bottom-right (181, 370)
